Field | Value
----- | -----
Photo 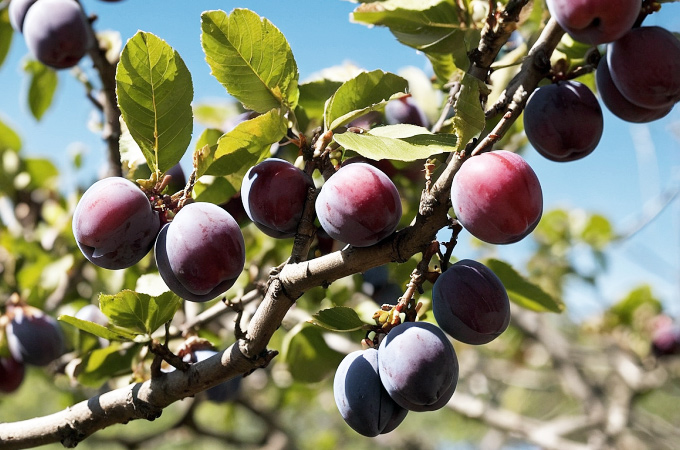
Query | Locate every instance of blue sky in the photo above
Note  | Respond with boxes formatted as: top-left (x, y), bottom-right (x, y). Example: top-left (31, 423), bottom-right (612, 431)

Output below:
top-left (1, 0), bottom-right (680, 318)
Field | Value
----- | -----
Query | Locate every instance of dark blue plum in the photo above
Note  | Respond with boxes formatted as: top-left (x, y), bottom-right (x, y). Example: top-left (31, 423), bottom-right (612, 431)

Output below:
top-left (384, 97), bottom-right (429, 127)
top-left (23, 0), bottom-right (92, 69)
top-left (6, 304), bottom-right (65, 367)
top-left (378, 321), bottom-right (458, 412)
top-left (0, 356), bottom-right (25, 393)
top-left (333, 348), bottom-right (408, 437)
top-left (432, 259), bottom-right (510, 345)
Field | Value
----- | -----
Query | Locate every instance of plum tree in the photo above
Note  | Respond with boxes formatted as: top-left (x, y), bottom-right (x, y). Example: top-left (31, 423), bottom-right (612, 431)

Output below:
top-left (6, 304), bottom-right (64, 367)
top-left (451, 151), bottom-right (543, 244)
top-left (316, 162), bottom-right (402, 247)
top-left (333, 348), bottom-right (408, 437)
top-left (0, 356), bottom-right (25, 393)
top-left (607, 26), bottom-right (680, 110)
top-left (432, 259), bottom-right (510, 345)
top-left (22, 0), bottom-right (92, 69)
top-left (241, 159), bottom-right (315, 238)
top-left (7, 0), bottom-right (38, 32)
top-left (546, 0), bottom-right (640, 45)
top-left (524, 81), bottom-right (603, 162)
top-left (155, 202), bottom-right (245, 302)
top-left (384, 96), bottom-right (429, 127)
top-left (595, 58), bottom-right (673, 123)
top-left (72, 177), bottom-right (160, 270)
top-left (378, 321), bottom-right (458, 412)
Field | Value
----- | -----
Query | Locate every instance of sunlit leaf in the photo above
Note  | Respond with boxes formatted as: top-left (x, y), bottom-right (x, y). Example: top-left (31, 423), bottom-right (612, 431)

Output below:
top-left (309, 306), bottom-right (367, 332)
top-left (116, 31), bottom-right (194, 173)
top-left (23, 60), bottom-right (57, 121)
top-left (201, 9), bottom-right (299, 112)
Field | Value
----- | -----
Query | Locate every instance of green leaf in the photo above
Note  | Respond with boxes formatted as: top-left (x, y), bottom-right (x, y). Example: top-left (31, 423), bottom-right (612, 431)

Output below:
top-left (22, 60), bottom-right (57, 121)
top-left (309, 306), bottom-right (367, 332)
top-left (580, 213), bottom-right (615, 250)
top-left (0, 8), bottom-right (13, 69)
top-left (608, 285), bottom-right (662, 327)
top-left (116, 31), bottom-right (194, 174)
top-left (197, 109), bottom-right (287, 189)
top-left (0, 118), bottom-right (22, 151)
top-left (281, 323), bottom-right (344, 383)
top-left (77, 343), bottom-right (142, 387)
top-left (324, 70), bottom-right (408, 131)
top-left (333, 124), bottom-right (456, 161)
top-left (484, 258), bottom-right (564, 313)
top-left (451, 72), bottom-right (486, 151)
top-left (298, 79), bottom-right (343, 123)
top-left (201, 9), bottom-right (299, 113)
top-left (351, 0), bottom-right (479, 82)
top-left (23, 158), bottom-right (58, 189)
top-left (99, 290), bottom-right (183, 336)
top-left (58, 315), bottom-right (139, 341)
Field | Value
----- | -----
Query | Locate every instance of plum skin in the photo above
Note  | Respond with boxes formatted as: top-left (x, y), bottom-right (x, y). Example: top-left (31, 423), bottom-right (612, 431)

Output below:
top-left (384, 96), bottom-right (429, 128)
top-left (8, 0), bottom-right (39, 32)
top-left (23, 0), bottom-right (92, 69)
top-left (333, 348), bottom-right (408, 437)
top-left (155, 202), bottom-right (245, 302)
top-left (524, 81), bottom-right (603, 162)
top-left (0, 356), bottom-right (25, 393)
top-left (6, 304), bottom-right (65, 367)
top-left (546, 0), bottom-right (640, 45)
top-left (241, 159), bottom-right (315, 238)
top-left (73, 177), bottom-right (160, 270)
top-left (433, 259), bottom-right (510, 345)
top-left (378, 321), bottom-right (458, 412)
top-left (596, 59), bottom-right (672, 124)
top-left (316, 162), bottom-right (402, 247)
top-left (451, 150), bottom-right (543, 245)
top-left (606, 26), bottom-right (680, 110)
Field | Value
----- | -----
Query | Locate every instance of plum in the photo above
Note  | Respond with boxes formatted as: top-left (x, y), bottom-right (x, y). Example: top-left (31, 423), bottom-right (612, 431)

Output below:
top-left (241, 159), bottom-right (315, 238)
top-left (8, 0), bottom-right (38, 32)
top-left (606, 26), bottom-right (680, 110)
top-left (384, 96), bottom-right (429, 128)
top-left (524, 81), bottom-right (603, 162)
top-left (451, 151), bottom-right (543, 245)
top-left (155, 202), bottom-right (245, 302)
top-left (378, 321), bottom-right (458, 412)
top-left (73, 177), bottom-right (160, 270)
top-left (333, 348), bottom-right (408, 437)
top-left (316, 162), bottom-right (402, 247)
top-left (23, 0), bottom-right (92, 69)
top-left (0, 356), bottom-right (25, 393)
top-left (432, 259), bottom-right (510, 345)
top-left (546, 0), bottom-right (640, 45)
top-left (6, 304), bottom-right (65, 367)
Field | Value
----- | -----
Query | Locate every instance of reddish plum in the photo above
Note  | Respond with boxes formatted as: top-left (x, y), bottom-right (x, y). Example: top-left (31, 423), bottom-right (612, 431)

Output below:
top-left (596, 59), bottom-right (672, 123)
top-left (241, 159), bottom-right (314, 238)
top-left (155, 202), bottom-right (245, 302)
top-left (546, 0), bottom-right (640, 45)
top-left (607, 26), bottom-right (680, 109)
top-left (316, 163), bottom-right (402, 247)
top-left (451, 151), bottom-right (543, 245)
top-left (73, 177), bottom-right (160, 270)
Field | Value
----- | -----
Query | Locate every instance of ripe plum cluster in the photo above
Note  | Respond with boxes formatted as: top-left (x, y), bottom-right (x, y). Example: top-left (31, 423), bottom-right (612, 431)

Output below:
top-left (523, 1), bottom-right (679, 163)
top-left (10, 0), bottom-right (92, 69)
top-left (334, 322), bottom-right (458, 436)
top-left (72, 176), bottom-right (246, 303)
